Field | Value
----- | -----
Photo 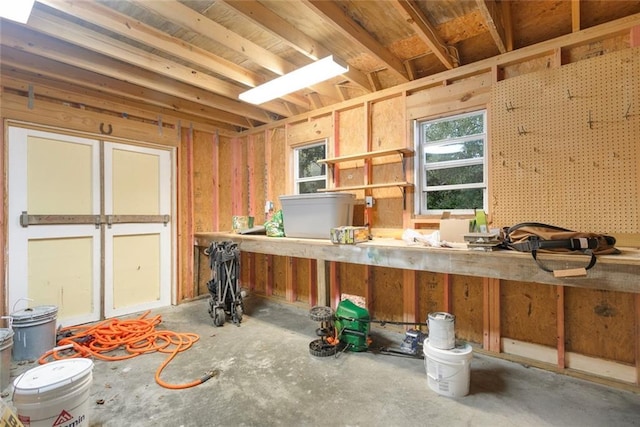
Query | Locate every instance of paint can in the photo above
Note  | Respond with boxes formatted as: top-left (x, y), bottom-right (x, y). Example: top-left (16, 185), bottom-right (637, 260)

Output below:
top-left (427, 311), bottom-right (455, 350)
top-left (13, 358), bottom-right (94, 427)
top-left (0, 329), bottom-right (14, 391)
top-left (423, 338), bottom-right (472, 398)
top-left (11, 306), bottom-right (58, 361)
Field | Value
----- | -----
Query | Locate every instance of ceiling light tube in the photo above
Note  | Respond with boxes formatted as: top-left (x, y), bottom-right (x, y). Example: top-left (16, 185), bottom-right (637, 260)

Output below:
top-left (0, 0), bottom-right (35, 23)
top-left (239, 55), bottom-right (349, 105)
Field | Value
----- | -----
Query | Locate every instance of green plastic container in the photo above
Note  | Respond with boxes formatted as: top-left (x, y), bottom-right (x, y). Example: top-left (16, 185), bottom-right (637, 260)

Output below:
top-left (335, 299), bottom-right (370, 352)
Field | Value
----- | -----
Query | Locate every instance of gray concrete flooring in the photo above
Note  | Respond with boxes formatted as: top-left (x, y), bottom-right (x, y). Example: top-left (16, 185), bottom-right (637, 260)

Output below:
top-left (2, 296), bottom-right (639, 427)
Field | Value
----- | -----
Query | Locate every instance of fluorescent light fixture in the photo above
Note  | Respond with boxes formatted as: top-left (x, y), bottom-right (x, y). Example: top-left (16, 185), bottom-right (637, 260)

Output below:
top-left (239, 55), bottom-right (349, 105)
top-left (0, 0), bottom-right (35, 23)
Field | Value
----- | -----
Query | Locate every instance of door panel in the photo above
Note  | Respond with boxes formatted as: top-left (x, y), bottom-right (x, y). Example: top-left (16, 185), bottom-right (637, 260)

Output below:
top-left (8, 127), bottom-right (173, 326)
top-left (8, 127), bottom-right (101, 326)
top-left (103, 142), bottom-right (171, 318)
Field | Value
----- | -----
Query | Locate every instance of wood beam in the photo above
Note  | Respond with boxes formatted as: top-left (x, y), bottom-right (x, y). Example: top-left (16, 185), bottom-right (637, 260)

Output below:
top-left (26, 9), bottom-right (301, 115)
top-left (38, 0), bottom-right (264, 88)
top-left (572, 0), bottom-right (581, 32)
top-left (1, 67), bottom-right (239, 133)
top-left (221, 0), bottom-right (372, 93)
top-left (476, 0), bottom-right (508, 54)
top-left (0, 24), bottom-right (273, 125)
top-left (302, 0), bottom-right (409, 82)
top-left (134, 0), bottom-right (338, 102)
top-left (392, 0), bottom-right (457, 69)
top-left (502, 0), bottom-right (514, 51)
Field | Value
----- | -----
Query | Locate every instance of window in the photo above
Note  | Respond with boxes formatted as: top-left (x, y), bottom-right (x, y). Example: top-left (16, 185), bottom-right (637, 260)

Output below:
top-left (294, 141), bottom-right (326, 194)
top-left (415, 110), bottom-right (487, 215)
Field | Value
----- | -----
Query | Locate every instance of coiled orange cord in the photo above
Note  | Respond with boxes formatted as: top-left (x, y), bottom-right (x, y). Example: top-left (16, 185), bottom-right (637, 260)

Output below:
top-left (38, 310), bottom-right (216, 389)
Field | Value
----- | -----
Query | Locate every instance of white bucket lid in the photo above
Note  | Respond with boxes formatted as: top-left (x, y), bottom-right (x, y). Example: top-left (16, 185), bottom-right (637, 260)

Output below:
top-left (11, 305), bottom-right (58, 323)
top-left (428, 312), bottom-right (455, 322)
top-left (13, 359), bottom-right (94, 395)
top-left (424, 339), bottom-right (473, 359)
top-left (0, 329), bottom-right (14, 343)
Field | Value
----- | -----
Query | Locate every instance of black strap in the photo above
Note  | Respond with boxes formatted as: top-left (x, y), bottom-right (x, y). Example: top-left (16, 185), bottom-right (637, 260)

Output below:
top-left (509, 236), bottom-right (599, 252)
top-left (532, 249), bottom-right (597, 272)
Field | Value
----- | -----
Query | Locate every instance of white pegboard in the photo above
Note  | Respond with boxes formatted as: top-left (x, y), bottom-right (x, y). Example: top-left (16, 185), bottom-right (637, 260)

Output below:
top-left (491, 47), bottom-right (640, 233)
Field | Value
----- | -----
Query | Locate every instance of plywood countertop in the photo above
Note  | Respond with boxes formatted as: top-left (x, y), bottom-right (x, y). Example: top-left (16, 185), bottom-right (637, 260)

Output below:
top-left (194, 232), bottom-right (640, 294)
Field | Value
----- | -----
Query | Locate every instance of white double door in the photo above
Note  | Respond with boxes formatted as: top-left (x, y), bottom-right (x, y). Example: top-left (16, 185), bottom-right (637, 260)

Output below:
top-left (7, 127), bottom-right (173, 326)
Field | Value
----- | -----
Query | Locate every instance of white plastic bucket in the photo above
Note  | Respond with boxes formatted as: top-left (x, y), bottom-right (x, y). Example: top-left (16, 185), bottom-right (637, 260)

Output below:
top-left (428, 312), bottom-right (455, 350)
top-left (13, 358), bottom-right (94, 427)
top-left (0, 329), bottom-right (14, 391)
top-left (11, 306), bottom-right (58, 362)
top-left (424, 338), bottom-right (472, 397)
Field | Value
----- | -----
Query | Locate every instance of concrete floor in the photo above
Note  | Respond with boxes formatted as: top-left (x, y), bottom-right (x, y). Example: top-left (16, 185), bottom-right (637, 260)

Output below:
top-left (2, 296), bottom-right (639, 427)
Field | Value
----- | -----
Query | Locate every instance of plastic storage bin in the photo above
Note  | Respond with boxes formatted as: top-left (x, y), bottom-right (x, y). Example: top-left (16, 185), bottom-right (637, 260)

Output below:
top-left (279, 192), bottom-right (355, 239)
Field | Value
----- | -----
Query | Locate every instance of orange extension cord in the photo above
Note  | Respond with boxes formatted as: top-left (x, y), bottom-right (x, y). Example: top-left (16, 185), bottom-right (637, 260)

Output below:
top-left (38, 311), bottom-right (216, 389)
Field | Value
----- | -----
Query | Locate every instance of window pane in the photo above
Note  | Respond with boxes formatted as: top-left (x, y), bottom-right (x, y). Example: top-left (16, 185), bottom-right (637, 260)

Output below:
top-left (426, 164), bottom-right (483, 186)
top-left (425, 139), bottom-right (483, 163)
top-left (298, 145), bottom-right (326, 178)
top-left (298, 180), bottom-right (324, 194)
top-left (426, 188), bottom-right (484, 210)
top-left (422, 113), bottom-right (484, 141)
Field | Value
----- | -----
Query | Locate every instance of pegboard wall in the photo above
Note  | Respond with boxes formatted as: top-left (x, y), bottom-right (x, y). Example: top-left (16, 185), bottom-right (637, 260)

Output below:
top-left (491, 47), bottom-right (640, 233)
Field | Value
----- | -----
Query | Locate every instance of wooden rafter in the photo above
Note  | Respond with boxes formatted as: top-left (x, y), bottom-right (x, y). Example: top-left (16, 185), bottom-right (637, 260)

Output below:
top-left (38, 0), bottom-right (265, 88)
top-left (476, 0), bottom-right (509, 54)
top-left (0, 23), bottom-right (272, 125)
top-left (301, 0), bottom-right (409, 82)
top-left (392, 0), bottom-right (457, 69)
top-left (221, 0), bottom-right (372, 93)
top-left (134, 0), bottom-right (339, 102)
top-left (572, 0), bottom-right (581, 32)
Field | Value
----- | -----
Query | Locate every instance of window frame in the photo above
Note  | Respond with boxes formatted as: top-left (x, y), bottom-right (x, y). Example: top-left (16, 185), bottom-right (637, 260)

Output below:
top-left (414, 110), bottom-right (487, 215)
top-left (293, 139), bottom-right (327, 194)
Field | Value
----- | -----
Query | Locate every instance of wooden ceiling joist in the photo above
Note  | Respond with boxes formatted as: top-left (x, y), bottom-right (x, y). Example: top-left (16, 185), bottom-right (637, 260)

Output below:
top-left (134, 0), bottom-right (339, 103)
top-left (0, 24), bottom-right (273, 126)
top-left (572, 0), bottom-right (581, 32)
top-left (221, 0), bottom-right (372, 94)
top-left (476, 0), bottom-right (510, 54)
top-left (37, 0), bottom-right (266, 88)
top-left (392, 0), bottom-right (458, 69)
top-left (302, 0), bottom-right (410, 82)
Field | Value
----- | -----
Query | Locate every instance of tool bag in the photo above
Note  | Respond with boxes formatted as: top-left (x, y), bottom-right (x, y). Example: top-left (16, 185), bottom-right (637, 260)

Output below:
top-left (501, 222), bottom-right (619, 273)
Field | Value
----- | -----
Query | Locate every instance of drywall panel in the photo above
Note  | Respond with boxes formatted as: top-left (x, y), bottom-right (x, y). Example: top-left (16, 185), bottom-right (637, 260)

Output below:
top-left (491, 47), bottom-right (640, 233)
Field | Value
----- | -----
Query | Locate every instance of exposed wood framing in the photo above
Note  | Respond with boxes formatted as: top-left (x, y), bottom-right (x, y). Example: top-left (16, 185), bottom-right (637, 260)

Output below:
top-left (302, 0), bottom-right (409, 82)
top-left (286, 257), bottom-right (297, 302)
top-left (557, 285), bottom-right (566, 368)
top-left (403, 270), bottom-right (417, 324)
top-left (134, 0), bottom-right (336, 104)
top-left (0, 120), bottom-right (5, 313)
top-left (220, 0), bottom-right (371, 93)
top-left (476, 0), bottom-right (509, 53)
top-left (309, 260), bottom-right (318, 306)
top-left (330, 261), bottom-right (340, 308)
top-left (572, 0), bottom-right (581, 32)
top-left (483, 277), bottom-right (501, 352)
top-left (443, 273), bottom-right (453, 312)
top-left (392, 0), bottom-right (458, 68)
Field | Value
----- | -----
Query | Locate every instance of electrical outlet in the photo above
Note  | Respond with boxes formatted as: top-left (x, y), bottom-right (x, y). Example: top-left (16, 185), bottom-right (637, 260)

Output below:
top-left (365, 196), bottom-right (374, 208)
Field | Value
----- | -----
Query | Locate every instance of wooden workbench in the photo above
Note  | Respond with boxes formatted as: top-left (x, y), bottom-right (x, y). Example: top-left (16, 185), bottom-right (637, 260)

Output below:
top-left (194, 232), bottom-right (640, 294)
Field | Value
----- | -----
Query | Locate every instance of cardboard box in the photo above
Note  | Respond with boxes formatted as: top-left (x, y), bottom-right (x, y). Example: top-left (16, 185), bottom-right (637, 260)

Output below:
top-left (439, 219), bottom-right (472, 243)
top-left (330, 226), bottom-right (369, 244)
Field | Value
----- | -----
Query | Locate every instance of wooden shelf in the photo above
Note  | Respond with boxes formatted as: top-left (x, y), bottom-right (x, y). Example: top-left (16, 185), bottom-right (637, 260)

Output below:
top-left (317, 182), bottom-right (413, 192)
top-left (318, 147), bottom-right (414, 165)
